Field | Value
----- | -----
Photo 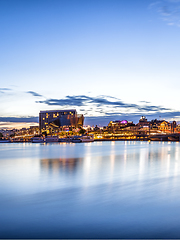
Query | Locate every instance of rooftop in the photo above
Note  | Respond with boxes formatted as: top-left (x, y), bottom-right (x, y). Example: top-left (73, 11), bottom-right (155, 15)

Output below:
top-left (40, 109), bottom-right (76, 113)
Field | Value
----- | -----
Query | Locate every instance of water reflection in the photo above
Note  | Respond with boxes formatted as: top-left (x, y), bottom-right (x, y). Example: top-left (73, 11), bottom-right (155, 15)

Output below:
top-left (36, 142), bottom-right (180, 190)
top-left (41, 157), bottom-right (82, 175)
top-left (1, 142), bottom-right (180, 238)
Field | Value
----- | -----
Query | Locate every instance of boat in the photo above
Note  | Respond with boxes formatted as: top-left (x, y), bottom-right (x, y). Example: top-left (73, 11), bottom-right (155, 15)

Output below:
top-left (0, 139), bottom-right (11, 143)
top-left (81, 134), bottom-right (94, 142)
top-left (168, 136), bottom-right (180, 141)
top-left (58, 137), bottom-right (72, 142)
top-left (44, 136), bottom-right (59, 142)
top-left (71, 136), bottom-right (82, 143)
top-left (149, 135), bottom-right (168, 141)
top-left (31, 136), bottom-right (44, 143)
top-left (71, 134), bottom-right (94, 143)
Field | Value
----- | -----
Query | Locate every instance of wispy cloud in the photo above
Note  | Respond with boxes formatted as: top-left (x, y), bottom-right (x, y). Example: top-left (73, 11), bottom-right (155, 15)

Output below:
top-left (0, 88), bottom-right (11, 91)
top-left (27, 91), bottom-right (43, 97)
top-left (149, 0), bottom-right (180, 26)
top-left (0, 93), bottom-right (178, 126)
top-left (36, 94), bottom-right (172, 115)
top-left (149, 1), bottom-right (161, 9)
top-left (0, 88), bottom-right (11, 93)
top-left (139, 100), bottom-right (151, 104)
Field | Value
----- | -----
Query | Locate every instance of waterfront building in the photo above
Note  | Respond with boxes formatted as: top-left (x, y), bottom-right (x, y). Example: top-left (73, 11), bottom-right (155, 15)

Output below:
top-left (28, 126), bottom-right (39, 135)
top-left (108, 120), bottom-right (134, 130)
top-left (137, 116), bottom-right (150, 127)
top-left (158, 121), bottom-right (171, 132)
top-left (171, 121), bottom-right (177, 133)
top-left (39, 109), bottom-right (84, 133)
top-left (176, 124), bottom-right (180, 133)
top-left (149, 119), bottom-right (163, 130)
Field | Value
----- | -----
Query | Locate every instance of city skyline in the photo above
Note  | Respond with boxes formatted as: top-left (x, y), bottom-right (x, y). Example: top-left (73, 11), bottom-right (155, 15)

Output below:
top-left (1, 0), bottom-right (180, 128)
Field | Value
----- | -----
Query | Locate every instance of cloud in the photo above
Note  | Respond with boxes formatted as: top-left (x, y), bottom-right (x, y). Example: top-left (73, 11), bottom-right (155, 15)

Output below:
top-left (159, 5), bottom-right (172, 16)
top-left (168, 0), bottom-right (180, 3)
top-left (0, 94), bottom-right (178, 126)
top-left (0, 88), bottom-right (11, 93)
top-left (139, 100), bottom-right (151, 104)
top-left (0, 88), bottom-right (11, 91)
top-left (0, 116), bottom-right (38, 123)
top-left (38, 95), bottom-right (86, 106)
top-left (36, 94), bottom-right (171, 113)
top-left (85, 111), bottom-right (180, 126)
top-left (27, 91), bottom-right (43, 97)
top-left (149, 0), bottom-right (180, 27)
top-left (149, 1), bottom-right (161, 9)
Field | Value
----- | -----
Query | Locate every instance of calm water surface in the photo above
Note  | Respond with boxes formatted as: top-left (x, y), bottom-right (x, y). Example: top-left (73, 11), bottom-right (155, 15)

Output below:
top-left (1, 141), bottom-right (180, 238)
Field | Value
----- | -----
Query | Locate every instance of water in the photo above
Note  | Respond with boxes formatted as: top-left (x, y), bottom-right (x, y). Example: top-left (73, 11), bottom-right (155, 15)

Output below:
top-left (0, 141), bottom-right (180, 238)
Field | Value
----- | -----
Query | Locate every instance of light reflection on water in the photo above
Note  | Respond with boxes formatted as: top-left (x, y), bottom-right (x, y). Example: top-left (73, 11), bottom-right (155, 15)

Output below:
top-left (1, 141), bottom-right (180, 238)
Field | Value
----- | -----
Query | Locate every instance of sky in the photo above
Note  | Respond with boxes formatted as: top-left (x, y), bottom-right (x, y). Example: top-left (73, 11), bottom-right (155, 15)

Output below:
top-left (1, 0), bottom-right (180, 128)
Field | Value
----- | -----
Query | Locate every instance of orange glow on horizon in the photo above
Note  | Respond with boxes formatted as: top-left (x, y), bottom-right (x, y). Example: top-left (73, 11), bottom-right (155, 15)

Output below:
top-left (0, 122), bottom-right (39, 130)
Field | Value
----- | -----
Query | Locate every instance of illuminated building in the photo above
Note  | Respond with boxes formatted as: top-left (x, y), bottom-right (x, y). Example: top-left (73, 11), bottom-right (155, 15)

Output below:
top-left (137, 116), bottom-right (149, 127)
top-left (171, 121), bottom-right (176, 133)
top-left (158, 121), bottom-right (171, 132)
top-left (176, 124), bottom-right (180, 132)
top-left (149, 119), bottom-right (163, 130)
top-left (152, 120), bottom-right (176, 133)
top-left (39, 109), bottom-right (84, 132)
top-left (108, 120), bottom-right (134, 130)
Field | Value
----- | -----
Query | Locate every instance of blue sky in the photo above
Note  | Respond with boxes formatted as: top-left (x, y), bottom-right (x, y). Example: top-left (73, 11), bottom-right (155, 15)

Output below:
top-left (1, 0), bottom-right (180, 127)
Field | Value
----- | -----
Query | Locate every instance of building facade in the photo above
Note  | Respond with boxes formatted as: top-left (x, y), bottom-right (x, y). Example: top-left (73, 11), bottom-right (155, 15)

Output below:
top-left (158, 121), bottom-right (171, 132)
top-left (137, 116), bottom-right (149, 127)
top-left (39, 109), bottom-right (84, 133)
top-left (108, 120), bottom-right (134, 131)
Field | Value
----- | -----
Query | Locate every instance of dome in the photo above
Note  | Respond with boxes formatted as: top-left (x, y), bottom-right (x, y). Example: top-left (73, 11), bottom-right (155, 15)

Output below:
top-left (121, 120), bottom-right (128, 124)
